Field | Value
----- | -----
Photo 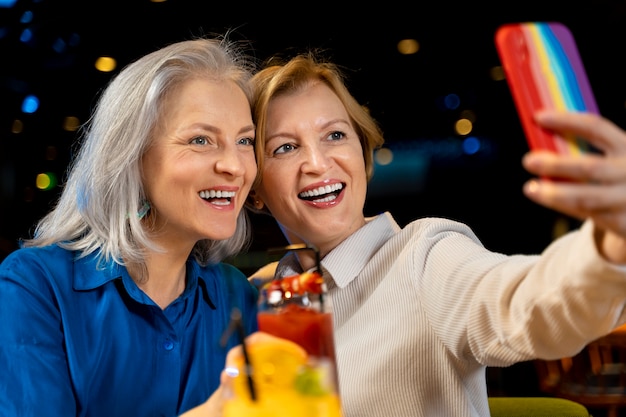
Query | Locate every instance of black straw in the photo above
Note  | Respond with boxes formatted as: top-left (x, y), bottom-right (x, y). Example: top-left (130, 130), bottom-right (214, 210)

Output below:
top-left (220, 307), bottom-right (257, 401)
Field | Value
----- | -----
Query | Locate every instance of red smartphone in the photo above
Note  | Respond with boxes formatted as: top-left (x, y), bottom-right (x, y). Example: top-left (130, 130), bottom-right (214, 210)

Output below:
top-left (495, 22), bottom-right (598, 156)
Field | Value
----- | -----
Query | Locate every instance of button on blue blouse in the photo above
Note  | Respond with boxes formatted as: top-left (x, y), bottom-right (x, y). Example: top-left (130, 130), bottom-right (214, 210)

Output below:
top-left (0, 244), bottom-right (259, 417)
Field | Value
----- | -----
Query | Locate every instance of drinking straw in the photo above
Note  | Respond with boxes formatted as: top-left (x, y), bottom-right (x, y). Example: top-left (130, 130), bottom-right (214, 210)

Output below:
top-left (220, 307), bottom-right (257, 401)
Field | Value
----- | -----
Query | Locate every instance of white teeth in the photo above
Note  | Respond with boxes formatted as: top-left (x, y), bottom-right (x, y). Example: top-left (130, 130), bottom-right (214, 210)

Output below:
top-left (199, 190), bottom-right (236, 199)
top-left (211, 200), bottom-right (230, 206)
top-left (313, 194), bottom-right (337, 203)
top-left (299, 183), bottom-right (343, 199)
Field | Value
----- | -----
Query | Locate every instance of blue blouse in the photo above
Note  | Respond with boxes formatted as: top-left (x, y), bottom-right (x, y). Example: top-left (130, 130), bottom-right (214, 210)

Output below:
top-left (0, 244), bottom-right (259, 417)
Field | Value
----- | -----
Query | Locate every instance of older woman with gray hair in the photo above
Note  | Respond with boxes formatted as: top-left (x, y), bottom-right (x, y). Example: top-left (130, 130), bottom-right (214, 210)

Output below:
top-left (0, 37), bottom-right (259, 417)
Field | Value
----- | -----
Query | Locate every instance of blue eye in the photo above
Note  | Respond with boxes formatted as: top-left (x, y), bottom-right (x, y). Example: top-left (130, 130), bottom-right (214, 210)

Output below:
top-left (328, 131), bottom-right (345, 141)
top-left (190, 136), bottom-right (208, 145)
top-left (274, 143), bottom-right (296, 155)
top-left (238, 137), bottom-right (255, 146)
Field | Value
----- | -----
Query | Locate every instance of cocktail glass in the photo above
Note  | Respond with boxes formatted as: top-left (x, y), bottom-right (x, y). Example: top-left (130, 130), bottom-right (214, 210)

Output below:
top-left (223, 244), bottom-right (342, 416)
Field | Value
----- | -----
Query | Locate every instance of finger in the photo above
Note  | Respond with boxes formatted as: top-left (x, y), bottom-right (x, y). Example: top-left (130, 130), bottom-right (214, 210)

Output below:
top-left (221, 331), bottom-right (297, 398)
top-left (523, 179), bottom-right (626, 227)
top-left (522, 152), bottom-right (626, 184)
top-left (589, 212), bottom-right (626, 241)
top-left (523, 179), bottom-right (626, 211)
top-left (534, 111), bottom-right (626, 155)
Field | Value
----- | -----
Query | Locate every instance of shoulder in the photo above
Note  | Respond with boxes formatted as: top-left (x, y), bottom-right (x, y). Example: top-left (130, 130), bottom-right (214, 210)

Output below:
top-left (196, 261), bottom-right (247, 281)
top-left (194, 261), bottom-right (257, 295)
top-left (1, 244), bottom-right (73, 272)
top-left (401, 216), bottom-right (481, 242)
top-left (0, 244), bottom-right (79, 297)
top-left (217, 262), bottom-right (254, 287)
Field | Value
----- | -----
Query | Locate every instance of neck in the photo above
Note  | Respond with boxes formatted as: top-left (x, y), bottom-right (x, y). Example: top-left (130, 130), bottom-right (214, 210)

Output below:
top-left (130, 250), bottom-right (189, 309)
top-left (294, 250), bottom-right (318, 273)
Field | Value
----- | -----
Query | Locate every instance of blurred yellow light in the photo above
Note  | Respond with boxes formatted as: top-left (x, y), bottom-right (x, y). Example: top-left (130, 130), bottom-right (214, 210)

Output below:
top-left (63, 116), bottom-right (81, 131)
top-left (375, 148), bottom-right (394, 166)
top-left (11, 119), bottom-right (23, 133)
top-left (490, 65), bottom-right (505, 81)
top-left (552, 216), bottom-right (571, 240)
top-left (36, 173), bottom-right (50, 190)
top-left (36, 172), bottom-right (57, 190)
top-left (397, 39), bottom-right (419, 55)
top-left (455, 118), bottom-right (473, 136)
top-left (95, 56), bottom-right (117, 73)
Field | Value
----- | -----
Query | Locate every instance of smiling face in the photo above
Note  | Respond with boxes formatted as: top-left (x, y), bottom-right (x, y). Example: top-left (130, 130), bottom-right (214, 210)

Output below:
top-left (255, 81), bottom-right (367, 259)
top-left (141, 78), bottom-right (256, 253)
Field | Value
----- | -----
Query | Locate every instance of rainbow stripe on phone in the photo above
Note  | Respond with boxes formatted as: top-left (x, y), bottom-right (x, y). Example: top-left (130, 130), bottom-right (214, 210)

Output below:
top-left (520, 22), bottom-right (598, 155)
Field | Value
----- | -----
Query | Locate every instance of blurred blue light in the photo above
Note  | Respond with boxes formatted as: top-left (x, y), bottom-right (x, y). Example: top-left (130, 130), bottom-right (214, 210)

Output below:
top-left (68, 33), bottom-right (81, 47)
top-left (0, 0), bottom-right (17, 7)
top-left (444, 93), bottom-right (460, 110)
top-left (22, 95), bottom-right (39, 113)
top-left (19, 28), bottom-right (33, 43)
top-left (462, 136), bottom-right (481, 155)
top-left (20, 11), bottom-right (33, 23)
top-left (52, 37), bottom-right (67, 53)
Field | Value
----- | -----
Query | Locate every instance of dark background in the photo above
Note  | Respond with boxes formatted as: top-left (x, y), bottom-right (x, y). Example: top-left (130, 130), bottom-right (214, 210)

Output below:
top-left (1, 0), bottom-right (626, 406)
top-left (2, 1), bottom-right (626, 261)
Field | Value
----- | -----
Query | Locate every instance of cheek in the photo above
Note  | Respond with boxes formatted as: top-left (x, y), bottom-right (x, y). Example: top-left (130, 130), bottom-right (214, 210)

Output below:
top-left (242, 155), bottom-right (257, 184)
top-left (256, 177), bottom-right (282, 212)
top-left (339, 150), bottom-right (366, 180)
top-left (258, 163), bottom-right (288, 194)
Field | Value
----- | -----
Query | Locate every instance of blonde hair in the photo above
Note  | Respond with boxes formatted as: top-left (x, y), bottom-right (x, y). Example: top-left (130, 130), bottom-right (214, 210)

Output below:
top-left (250, 52), bottom-right (385, 192)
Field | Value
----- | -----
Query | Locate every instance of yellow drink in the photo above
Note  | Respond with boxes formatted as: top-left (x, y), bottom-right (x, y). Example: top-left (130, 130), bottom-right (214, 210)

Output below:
top-left (223, 338), bottom-right (342, 417)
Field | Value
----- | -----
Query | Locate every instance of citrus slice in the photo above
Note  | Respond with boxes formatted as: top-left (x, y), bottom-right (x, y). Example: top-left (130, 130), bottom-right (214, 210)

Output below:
top-left (231, 337), bottom-right (308, 398)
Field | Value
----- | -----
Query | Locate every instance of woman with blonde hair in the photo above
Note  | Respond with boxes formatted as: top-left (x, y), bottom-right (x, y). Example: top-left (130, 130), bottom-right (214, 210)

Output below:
top-left (248, 52), bottom-right (626, 417)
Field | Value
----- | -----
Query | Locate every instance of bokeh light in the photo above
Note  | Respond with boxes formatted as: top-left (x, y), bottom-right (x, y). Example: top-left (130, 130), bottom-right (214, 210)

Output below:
top-left (21, 95), bottom-right (39, 113)
top-left (63, 116), bottom-right (81, 131)
top-left (462, 136), bottom-right (481, 155)
top-left (397, 38), bottom-right (419, 55)
top-left (95, 56), bottom-right (117, 72)
top-left (454, 118), bottom-right (473, 135)
top-left (374, 148), bottom-right (394, 166)
top-left (36, 172), bottom-right (57, 191)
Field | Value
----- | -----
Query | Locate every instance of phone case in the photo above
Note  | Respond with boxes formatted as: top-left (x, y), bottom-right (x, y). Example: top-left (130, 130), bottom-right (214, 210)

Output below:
top-left (495, 22), bottom-right (598, 155)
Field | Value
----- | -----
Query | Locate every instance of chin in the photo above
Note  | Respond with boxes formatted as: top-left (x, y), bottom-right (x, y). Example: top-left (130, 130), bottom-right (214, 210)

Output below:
top-left (204, 227), bottom-right (236, 241)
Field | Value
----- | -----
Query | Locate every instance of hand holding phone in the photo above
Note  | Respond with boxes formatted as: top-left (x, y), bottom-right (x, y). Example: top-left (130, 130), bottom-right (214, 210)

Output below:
top-left (495, 22), bottom-right (598, 157)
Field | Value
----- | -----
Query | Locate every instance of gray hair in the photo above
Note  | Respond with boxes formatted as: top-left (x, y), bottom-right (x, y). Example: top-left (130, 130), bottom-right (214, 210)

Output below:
top-left (22, 37), bottom-right (257, 270)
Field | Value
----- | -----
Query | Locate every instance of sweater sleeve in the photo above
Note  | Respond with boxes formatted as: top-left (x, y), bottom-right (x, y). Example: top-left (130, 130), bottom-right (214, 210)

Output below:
top-left (416, 218), bottom-right (626, 366)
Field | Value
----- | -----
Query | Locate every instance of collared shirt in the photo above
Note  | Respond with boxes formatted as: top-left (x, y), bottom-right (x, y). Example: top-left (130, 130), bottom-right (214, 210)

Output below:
top-left (275, 211), bottom-right (626, 417)
top-left (0, 244), bottom-right (258, 417)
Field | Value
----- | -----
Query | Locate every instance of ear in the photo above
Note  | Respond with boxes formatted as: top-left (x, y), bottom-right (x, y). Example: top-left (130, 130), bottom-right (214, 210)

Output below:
top-left (245, 191), bottom-right (265, 212)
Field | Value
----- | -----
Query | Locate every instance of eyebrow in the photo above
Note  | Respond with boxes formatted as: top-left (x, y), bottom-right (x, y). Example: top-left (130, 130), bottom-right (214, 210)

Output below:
top-left (189, 123), bottom-right (256, 136)
top-left (239, 124), bottom-right (256, 135)
top-left (266, 118), bottom-right (351, 142)
top-left (320, 118), bottom-right (351, 129)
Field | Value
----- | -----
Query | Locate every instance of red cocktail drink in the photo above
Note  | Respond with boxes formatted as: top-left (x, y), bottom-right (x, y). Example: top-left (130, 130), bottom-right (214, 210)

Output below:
top-left (257, 271), bottom-right (340, 390)
top-left (258, 304), bottom-right (336, 366)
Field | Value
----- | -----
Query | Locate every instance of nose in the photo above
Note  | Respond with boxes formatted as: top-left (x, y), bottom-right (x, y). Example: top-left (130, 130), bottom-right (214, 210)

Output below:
top-left (300, 143), bottom-right (331, 174)
top-left (214, 145), bottom-right (247, 178)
